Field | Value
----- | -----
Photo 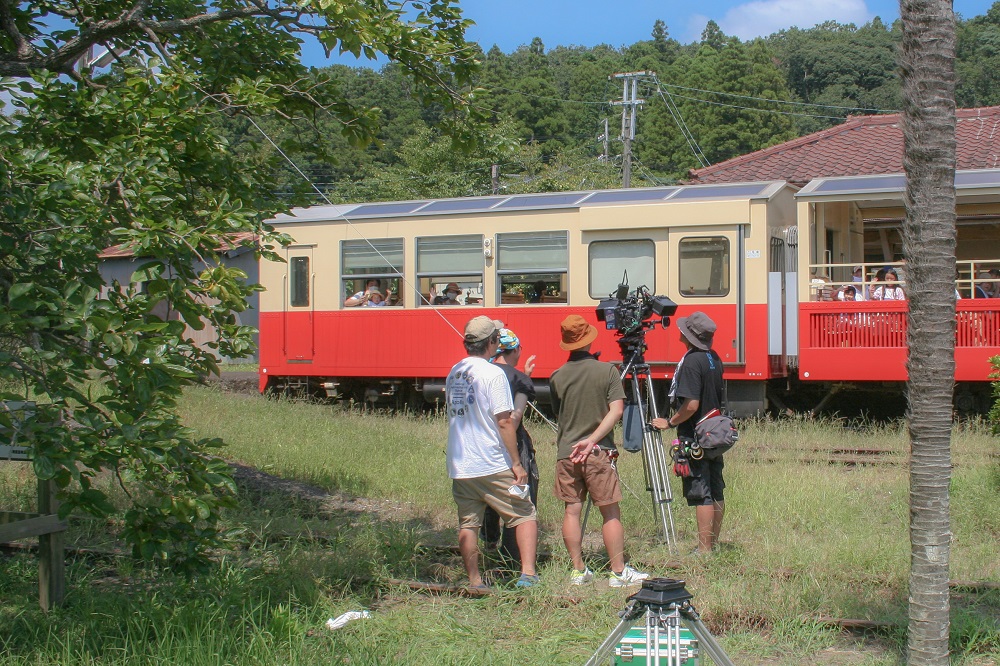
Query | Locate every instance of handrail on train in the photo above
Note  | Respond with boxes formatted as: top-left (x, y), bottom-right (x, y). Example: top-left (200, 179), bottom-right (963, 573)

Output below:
top-left (807, 259), bottom-right (1000, 301)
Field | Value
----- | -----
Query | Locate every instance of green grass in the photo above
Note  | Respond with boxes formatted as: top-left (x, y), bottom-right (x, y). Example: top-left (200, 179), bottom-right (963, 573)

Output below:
top-left (1, 386), bottom-right (997, 665)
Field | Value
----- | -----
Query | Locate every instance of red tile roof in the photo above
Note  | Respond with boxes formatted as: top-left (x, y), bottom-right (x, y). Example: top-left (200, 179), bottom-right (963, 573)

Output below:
top-left (99, 231), bottom-right (258, 259)
top-left (686, 106), bottom-right (1000, 187)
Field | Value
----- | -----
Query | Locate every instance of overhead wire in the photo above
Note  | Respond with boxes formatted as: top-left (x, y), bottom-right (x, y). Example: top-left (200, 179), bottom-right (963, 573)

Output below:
top-left (656, 81), bottom-right (896, 113)
top-left (240, 114), bottom-right (464, 338)
top-left (647, 76), bottom-right (711, 168)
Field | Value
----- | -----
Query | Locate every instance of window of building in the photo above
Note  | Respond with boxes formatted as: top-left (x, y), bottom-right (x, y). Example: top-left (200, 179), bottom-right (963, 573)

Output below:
top-left (678, 237), bottom-right (730, 296)
top-left (342, 239), bottom-right (404, 306)
top-left (497, 231), bottom-right (568, 304)
top-left (290, 256), bottom-right (309, 307)
top-left (416, 235), bottom-right (484, 306)
top-left (589, 239), bottom-right (655, 299)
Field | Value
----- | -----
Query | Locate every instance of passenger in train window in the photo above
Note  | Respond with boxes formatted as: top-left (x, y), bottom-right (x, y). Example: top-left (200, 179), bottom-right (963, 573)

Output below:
top-left (839, 285), bottom-right (863, 301)
top-left (868, 267), bottom-right (886, 300)
top-left (872, 268), bottom-right (905, 301)
top-left (529, 280), bottom-right (547, 303)
top-left (344, 279), bottom-right (381, 307)
top-left (364, 288), bottom-right (386, 306)
top-left (972, 271), bottom-right (990, 299)
top-left (976, 269), bottom-right (999, 298)
top-left (441, 282), bottom-right (462, 305)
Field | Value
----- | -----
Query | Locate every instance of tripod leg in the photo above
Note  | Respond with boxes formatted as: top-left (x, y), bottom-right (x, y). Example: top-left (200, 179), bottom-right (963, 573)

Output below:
top-left (583, 615), bottom-right (637, 666)
top-left (681, 609), bottom-right (737, 666)
top-left (632, 372), bottom-right (678, 551)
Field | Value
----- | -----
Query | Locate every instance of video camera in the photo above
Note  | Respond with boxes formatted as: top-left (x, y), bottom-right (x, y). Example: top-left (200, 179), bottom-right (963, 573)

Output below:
top-left (596, 279), bottom-right (677, 338)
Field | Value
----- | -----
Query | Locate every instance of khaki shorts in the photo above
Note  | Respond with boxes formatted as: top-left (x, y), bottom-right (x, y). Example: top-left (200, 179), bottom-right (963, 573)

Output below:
top-left (453, 471), bottom-right (537, 530)
top-left (554, 451), bottom-right (622, 506)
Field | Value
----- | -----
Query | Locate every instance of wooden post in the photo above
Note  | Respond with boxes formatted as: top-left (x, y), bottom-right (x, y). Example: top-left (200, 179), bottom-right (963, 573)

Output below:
top-left (36, 478), bottom-right (65, 610)
top-left (1, 401), bottom-right (66, 610)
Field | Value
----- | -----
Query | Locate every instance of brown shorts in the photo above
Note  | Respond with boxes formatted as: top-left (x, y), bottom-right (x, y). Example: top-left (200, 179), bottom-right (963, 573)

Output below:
top-left (453, 471), bottom-right (537, 530)
top-left (554, 451), bottom-right (622, 506)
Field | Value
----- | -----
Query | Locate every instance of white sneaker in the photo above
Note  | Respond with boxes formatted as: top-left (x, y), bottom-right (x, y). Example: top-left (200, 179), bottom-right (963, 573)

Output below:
top-left (570, 567), bottom-right (594, 585)
top-left (609, 564), bottom-right (649, 588)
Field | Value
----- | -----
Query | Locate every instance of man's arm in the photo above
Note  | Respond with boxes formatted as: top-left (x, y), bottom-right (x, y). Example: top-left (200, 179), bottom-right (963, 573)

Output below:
top-left (496, 410), bottom-right (527, 484)
top-left (667, 398), bottom-right (699, 428)
top-left (569, 398), bottom-right (625, 463)
top-left (511, 392), bottom-right (529, 426)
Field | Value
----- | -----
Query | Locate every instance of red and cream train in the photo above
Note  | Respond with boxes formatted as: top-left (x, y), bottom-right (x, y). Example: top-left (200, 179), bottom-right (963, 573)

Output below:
top-left (257, 171), bottom-right (1000, 415)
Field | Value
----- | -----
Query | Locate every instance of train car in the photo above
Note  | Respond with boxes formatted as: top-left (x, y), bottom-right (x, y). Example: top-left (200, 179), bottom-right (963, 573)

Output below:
top-left (257, 171), bottom-right (1000, 415)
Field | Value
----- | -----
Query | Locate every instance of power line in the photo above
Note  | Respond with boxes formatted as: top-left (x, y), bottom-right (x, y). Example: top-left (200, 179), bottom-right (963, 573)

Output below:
top-left (654, 81), bottom-right (896, 113)
top-left (490, 85), bottom-right (612, 106)
top-left (649, 76), bottom-right (710, 168)
top-left (645, 82), bottom-right (848, 121)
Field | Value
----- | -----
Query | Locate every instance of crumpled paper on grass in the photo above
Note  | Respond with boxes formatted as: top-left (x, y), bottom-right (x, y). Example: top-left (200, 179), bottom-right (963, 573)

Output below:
top-left (325, 610), bottom-right (371, 631)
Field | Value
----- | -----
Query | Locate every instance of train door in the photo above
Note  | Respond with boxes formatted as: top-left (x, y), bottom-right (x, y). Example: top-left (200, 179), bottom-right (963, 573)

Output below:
top-left (283, 245), bottom-right (315, 362)
top-left (667, 227), bottom-right (744, 364)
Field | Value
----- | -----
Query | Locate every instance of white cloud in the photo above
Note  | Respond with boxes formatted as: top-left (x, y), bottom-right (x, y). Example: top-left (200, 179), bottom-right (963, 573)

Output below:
top-left (720, 0), bottom-right (872, 40)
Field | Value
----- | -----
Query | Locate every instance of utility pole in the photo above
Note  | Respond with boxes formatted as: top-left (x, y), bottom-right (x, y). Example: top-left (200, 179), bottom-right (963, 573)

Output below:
top-left (610, 71), bottom-right (653, 188)
top-left (491, 164), bottom-right (500, 195)
top-left (598, 119), bottom-right (609, 163)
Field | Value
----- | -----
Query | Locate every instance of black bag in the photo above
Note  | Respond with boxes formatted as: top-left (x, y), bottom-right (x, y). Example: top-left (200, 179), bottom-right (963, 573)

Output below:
top-left (694, 410), bottom-right (738, 460)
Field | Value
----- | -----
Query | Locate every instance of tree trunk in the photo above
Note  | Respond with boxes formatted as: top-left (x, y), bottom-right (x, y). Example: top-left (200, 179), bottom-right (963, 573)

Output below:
top-left (899, 1), bottom-right (957, 664)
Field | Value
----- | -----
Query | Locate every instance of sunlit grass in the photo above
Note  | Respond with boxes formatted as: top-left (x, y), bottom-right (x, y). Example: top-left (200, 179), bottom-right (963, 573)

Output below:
top-left (0, 385), bottom-right (996, 665)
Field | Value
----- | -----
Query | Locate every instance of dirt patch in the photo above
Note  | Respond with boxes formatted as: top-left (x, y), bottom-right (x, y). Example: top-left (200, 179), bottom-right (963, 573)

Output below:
top-left (228, 461), bottom-right (424, 524)
top-left (206, 372), bottom-right (260, 396)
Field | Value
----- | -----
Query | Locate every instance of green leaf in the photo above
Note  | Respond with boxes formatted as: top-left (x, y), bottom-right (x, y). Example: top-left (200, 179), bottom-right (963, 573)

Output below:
top-left (33, 456), bottom-right (56, 480)
top-left (130, 262), bottom-right (165, 284)
top-left (8, 282), bottom-right (34, 300)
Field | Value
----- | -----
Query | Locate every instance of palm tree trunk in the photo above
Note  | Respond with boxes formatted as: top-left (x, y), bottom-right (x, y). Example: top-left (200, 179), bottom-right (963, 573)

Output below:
top-left (899, 0), bottom-right (957, 663)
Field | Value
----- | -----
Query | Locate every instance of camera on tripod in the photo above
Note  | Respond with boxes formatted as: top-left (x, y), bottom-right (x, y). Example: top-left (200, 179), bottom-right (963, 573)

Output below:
top-left (596, 279), bottom-right (678, 338)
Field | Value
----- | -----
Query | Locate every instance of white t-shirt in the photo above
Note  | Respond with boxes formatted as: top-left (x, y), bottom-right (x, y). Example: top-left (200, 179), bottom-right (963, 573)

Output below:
top-left (446, 356), bottom-right (514, 479)
top-left (873, 285), bottom-right (905, 301)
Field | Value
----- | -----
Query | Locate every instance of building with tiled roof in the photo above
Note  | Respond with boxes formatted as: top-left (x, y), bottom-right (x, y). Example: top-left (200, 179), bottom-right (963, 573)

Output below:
top-left (98, 231), bottom-right (261, 361)
top-left (687, 106), bottom-right (1000, 187)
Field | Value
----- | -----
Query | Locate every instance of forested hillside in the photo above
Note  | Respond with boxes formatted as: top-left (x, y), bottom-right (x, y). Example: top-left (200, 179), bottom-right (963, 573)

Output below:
top-left (230, 4), bottom-right (1000, 204)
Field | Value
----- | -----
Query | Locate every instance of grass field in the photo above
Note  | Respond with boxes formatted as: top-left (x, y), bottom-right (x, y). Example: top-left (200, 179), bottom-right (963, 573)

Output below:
top-left (1, 385), bottom-right (998, 665)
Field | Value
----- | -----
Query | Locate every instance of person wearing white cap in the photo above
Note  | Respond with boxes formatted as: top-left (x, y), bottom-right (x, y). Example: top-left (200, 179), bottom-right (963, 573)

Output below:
top-left (445, 316), bottom-right (539, 589)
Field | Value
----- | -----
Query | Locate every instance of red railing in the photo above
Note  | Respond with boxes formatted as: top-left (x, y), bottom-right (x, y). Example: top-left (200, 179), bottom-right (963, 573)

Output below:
top-left (798, 300), bottom-right (999, 382)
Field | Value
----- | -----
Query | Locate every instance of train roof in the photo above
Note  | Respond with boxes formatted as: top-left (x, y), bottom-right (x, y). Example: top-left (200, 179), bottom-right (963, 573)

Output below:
top-left (796, 168), bottom-right (1000, 203)
top-left (270, 180), bottom-right (789, 224)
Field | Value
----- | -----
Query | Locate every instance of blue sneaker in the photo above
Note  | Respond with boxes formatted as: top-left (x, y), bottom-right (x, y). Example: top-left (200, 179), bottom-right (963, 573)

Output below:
top-left (515, 573), bottom-right (540, 588)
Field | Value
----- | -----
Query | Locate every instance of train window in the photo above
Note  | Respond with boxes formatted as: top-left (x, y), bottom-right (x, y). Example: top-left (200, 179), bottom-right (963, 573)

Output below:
top-left (589, 240), bottom-right (655, 299)
top-left (416, 236), bottom-right (485, 306)
top-left (341, 239), bottom-right (404, 307)
top-left (678, 237), bottom-right (730, 296)
top-left (419, 277), bottom-right (485, 305)
top-left (497, 232), bottom-right (568, 304)
top-left (290, 256), bottom-right (309, 307)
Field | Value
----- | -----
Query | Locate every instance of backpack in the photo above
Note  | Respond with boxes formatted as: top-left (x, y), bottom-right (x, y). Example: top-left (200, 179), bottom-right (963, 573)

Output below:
top-left (694, 409), bottom-right (738, 460)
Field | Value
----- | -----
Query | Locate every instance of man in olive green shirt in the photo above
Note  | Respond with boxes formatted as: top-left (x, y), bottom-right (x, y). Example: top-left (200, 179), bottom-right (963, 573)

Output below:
top-left (549, 315), bottom-right (649, 588)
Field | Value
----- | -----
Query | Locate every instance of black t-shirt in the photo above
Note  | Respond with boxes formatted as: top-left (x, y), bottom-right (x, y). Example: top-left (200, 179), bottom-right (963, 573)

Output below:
top-left (496, 363), bottom-right (536, 445)
top-left (672, 349), bottom-right (724, 439)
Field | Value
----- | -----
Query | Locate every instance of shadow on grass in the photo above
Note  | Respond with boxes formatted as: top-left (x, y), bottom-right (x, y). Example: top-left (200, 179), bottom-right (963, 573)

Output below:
top-left (0, 465), bottom-right (468, 663)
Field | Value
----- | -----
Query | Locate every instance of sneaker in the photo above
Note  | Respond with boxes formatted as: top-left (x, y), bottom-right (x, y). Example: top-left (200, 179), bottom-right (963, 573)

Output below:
top-left (609, 564), bottom-right (649, 588)
top-left (514, 573), bottom-right (540, 588)
top-left (570, 567), bottom-right (594, 585)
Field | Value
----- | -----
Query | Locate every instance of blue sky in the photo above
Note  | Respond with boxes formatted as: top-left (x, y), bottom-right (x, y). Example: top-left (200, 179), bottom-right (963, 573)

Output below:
top-left (301, 0), bottom-right (996, 67)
